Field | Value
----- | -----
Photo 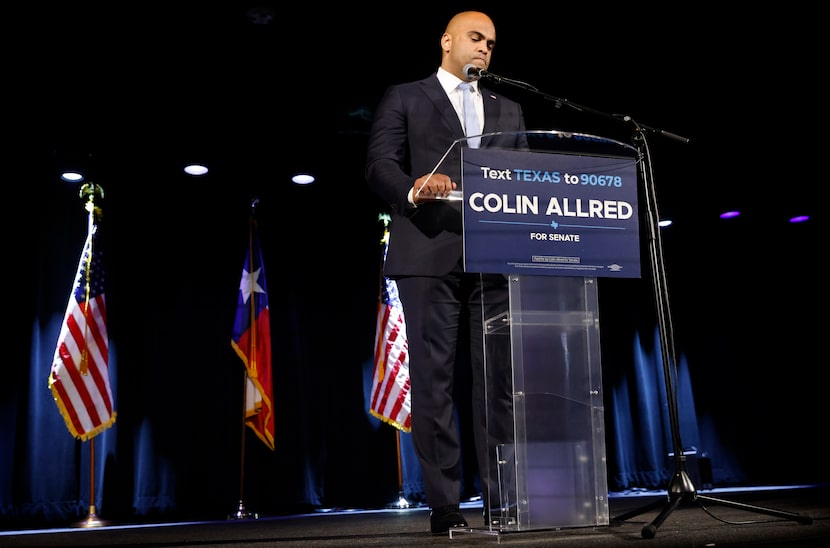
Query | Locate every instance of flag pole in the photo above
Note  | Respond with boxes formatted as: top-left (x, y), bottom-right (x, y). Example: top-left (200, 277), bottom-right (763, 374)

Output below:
top-left (230, 363), bottom-right (256, 519)
top-left (76, 437), bottom-right (105, 527)
top-left (377, 214), bottom-right (412, 510)
top-left (389, 428), bottom-right (413, 509)
top-left (75, 183), bottom-right (107, 528)
top-left (230, 199), bottom-right (260, 520)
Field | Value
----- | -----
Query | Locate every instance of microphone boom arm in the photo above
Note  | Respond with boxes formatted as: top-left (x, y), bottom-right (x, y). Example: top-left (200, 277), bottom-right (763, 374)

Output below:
top-left (476, 67), bottom-right (690, 144)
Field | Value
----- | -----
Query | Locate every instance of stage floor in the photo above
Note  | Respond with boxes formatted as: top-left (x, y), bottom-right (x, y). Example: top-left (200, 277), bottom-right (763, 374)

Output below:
top-left (2, 484), bottom-right (829, 547)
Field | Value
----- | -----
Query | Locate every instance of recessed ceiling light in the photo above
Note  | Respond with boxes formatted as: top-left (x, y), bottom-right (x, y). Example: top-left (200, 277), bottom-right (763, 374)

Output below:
top-left (61, 171), bottom-right (84, 183)
top-left (184, 164), bottom-right (209, 176)
top-left (292, 174), bottom-right (315, 185)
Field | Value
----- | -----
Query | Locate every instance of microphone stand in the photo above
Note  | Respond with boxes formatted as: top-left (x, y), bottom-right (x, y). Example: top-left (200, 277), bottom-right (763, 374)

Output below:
top-left (480, 72), bottom-right (814, 538)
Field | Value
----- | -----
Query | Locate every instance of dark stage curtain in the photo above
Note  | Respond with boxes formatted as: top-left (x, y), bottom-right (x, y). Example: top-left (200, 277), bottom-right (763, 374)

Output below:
top-left (3, 264), bottom-right (810, 527)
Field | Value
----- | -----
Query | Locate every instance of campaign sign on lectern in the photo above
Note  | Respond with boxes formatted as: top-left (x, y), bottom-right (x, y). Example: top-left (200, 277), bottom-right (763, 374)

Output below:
top-left (461, 146), bottom-right (640, 278)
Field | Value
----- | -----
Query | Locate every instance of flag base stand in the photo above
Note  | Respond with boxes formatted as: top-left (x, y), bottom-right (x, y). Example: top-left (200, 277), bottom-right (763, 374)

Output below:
top-left (386, 491), bottom-right (416, 509)
top-left (228, 500), bottom-right (259, 520)
top-left (75, 505), bottom-right (108, 528)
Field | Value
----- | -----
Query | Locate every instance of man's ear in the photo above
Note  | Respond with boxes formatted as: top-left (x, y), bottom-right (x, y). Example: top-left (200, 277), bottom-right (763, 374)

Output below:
top-left (441, 33), bottom-right (451, 52)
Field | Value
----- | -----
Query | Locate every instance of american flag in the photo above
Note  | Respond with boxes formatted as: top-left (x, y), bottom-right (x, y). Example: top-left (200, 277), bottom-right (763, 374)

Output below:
top-left (369, 274), bottom-right (412, 433)
top-left (48, 222), bottom-right (116, 441)
top-left (231, 218), bottom-right (275, 450)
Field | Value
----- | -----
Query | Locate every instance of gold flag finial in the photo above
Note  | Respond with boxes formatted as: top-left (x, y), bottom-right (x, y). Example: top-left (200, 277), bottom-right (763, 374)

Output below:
top-left (80, 183), bottom-right (104, 221)
top-left (377, 213), bottom-right (391, 245)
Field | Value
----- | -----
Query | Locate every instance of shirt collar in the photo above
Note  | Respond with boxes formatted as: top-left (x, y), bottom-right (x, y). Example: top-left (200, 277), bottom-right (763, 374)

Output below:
top-left (437, 66), bottom-right (477, 95)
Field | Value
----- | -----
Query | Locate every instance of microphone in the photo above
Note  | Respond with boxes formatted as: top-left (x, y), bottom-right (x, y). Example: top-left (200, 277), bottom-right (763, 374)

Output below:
top-left (463, 63), bottom-right (486, 81)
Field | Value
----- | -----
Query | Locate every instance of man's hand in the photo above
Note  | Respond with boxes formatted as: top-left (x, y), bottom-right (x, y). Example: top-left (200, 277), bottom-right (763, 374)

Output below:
top-left (413, 173), bottom-right (457, 203)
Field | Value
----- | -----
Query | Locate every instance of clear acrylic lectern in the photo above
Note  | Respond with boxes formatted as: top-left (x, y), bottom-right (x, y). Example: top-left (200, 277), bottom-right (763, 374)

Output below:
top-left (481, 274), bottom-right (608, 533)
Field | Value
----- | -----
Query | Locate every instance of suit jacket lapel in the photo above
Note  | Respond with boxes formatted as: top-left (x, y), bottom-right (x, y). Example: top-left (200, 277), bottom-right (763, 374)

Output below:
top-left (421, 75), bottom-right (466, 141)
top-left (480, 87), bottom-right (501, 145)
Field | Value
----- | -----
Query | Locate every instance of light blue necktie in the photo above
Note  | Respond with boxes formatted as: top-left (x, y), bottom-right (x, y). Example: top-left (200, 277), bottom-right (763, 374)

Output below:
top-left (458, 82), bottom-right (480, 148)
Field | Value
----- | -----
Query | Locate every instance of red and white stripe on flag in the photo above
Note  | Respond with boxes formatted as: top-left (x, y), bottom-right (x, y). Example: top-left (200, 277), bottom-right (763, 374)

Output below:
top-left (48, 228), bottom-right (116, 441)
top-left (369, 276), bottom-right (411, 432)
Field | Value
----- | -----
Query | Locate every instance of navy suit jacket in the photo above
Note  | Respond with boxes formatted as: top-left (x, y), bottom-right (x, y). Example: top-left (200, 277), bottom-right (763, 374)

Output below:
top-left (366, 72), bottom-right (528, 277)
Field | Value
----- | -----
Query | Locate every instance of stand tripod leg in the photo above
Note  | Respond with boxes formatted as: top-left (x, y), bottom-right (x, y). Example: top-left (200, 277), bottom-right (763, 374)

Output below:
top-left (610, 497), bottom-right (665, 523)
top-left (641, 495), bottom-right (684, 539)
top-left (695, 494), bottom-right (813, 525)
top-left (611, 469), bottom-right (696, 538)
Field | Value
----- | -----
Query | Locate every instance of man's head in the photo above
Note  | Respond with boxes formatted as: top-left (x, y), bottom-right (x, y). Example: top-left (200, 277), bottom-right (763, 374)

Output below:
top-left (440, 11), bottom-right (496, 81)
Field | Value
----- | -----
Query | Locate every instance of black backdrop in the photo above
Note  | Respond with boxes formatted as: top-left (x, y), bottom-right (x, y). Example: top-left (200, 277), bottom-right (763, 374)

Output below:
top-left (3, 2), bottom-right (825, 527)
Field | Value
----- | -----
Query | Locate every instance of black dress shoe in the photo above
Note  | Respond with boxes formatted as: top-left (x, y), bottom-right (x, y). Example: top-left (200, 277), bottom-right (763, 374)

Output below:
top-left (430, 504), bottom-right (469, 535)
